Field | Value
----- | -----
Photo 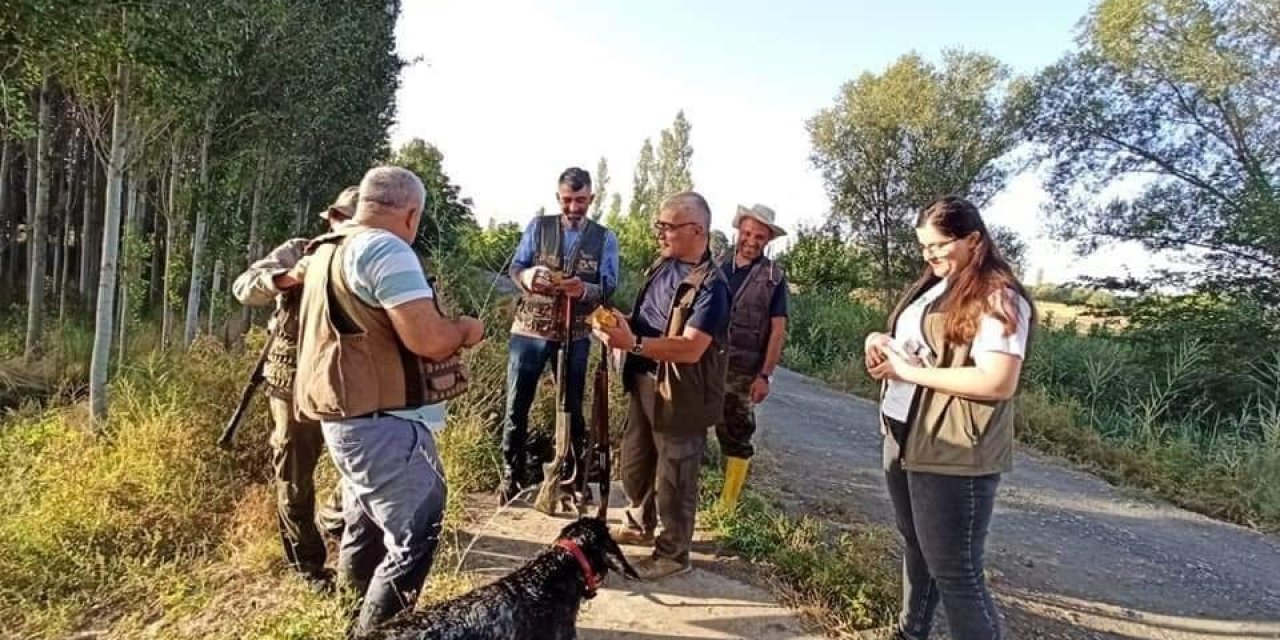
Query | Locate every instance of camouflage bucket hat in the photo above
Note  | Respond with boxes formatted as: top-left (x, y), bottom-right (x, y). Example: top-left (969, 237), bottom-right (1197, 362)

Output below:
top-left (318, 186), bottom-right (359, 220)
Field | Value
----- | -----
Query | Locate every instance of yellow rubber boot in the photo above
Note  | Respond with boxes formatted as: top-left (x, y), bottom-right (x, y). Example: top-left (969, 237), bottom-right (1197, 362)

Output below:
top-left (720, 456), bottom-right (750, 511)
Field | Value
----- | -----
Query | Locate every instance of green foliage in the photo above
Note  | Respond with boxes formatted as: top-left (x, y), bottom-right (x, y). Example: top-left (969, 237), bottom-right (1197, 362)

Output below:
top-left (394, 139), bottom-right (478, 255)
top-left (590, 156), bottom-right (610, 221)
top-left (613, 111), bottom-right (697, 274)
top-left (699, 464), bottom-right (898, 632)
top-left (1031, 283), bottom-right (1118, 308)
top-left (776, 225), bottom-right (872, 292)
top-left (1025, 0), bottom-right (1279, 299)
top-left (461, 221), bottom-right (522, 274)
top-left (808, 51), bottom-right (1031, 299)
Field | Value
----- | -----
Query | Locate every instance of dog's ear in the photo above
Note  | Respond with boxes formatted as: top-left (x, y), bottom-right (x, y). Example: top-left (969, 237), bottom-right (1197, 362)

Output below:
top-left (603, 533), bottom-right (640, 580)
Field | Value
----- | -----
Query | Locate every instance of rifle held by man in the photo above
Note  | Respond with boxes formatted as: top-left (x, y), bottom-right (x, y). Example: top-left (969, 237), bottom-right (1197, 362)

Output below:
top-left (218, 333), bottom-right (275, 450)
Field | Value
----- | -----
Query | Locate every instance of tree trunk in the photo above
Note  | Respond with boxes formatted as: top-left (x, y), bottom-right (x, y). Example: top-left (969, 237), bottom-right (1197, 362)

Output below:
top-left (243, 155), bottom-right (266, 328)
top-left (148, 200), bottom-right (163, 314)
top-left (161, 141), bottom-right (179, 347)
top-left (89, 62), bottom-right (130, 426)
top-left (0, 139), bottom-right (10, 289)
top-left (54, 133), bottom-right (79, 321)
top-left (208, 258), bottom-right (222, 335)
top-left (25, 74), bottom-right (53, 363)
top-left (24, 142), bottom-right (36, 286)
top-left (79, 151), bottom-right (95, 301)
top-left (182, 106), bottom-right (215, 347)
top-left (58, 221), bottom-right (72, 325)
top-left (117, 170), bottom-right (137, 365)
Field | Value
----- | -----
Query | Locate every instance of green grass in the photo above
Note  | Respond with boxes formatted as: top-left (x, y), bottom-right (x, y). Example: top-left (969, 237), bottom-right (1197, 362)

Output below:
top-left (0, 321), bottom-right (507, 639)
top-left (697, 461), bottom-right (899, 635)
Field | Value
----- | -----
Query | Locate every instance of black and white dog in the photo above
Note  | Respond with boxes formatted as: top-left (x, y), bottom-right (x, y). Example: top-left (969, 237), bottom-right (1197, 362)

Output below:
top-left (360, 517), bottom-right (639, 640)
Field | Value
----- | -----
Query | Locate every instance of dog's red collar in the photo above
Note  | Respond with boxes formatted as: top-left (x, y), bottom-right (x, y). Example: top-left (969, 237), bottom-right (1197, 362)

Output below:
top-left (556, 539), bottom-right (601, 594)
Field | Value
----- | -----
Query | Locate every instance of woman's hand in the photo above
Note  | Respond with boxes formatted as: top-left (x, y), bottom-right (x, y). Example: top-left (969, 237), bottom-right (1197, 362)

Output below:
top-left (869, 346), bottom-right (914, 382)
top-left (864, 332), bottom-right (891, 370)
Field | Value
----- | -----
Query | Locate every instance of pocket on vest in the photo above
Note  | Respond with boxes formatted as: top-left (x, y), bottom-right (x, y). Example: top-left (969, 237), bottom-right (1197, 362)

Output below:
top-left (301, 334), bottom-right (373, 417)
top-left (420, 355), bottom-right (470, 405)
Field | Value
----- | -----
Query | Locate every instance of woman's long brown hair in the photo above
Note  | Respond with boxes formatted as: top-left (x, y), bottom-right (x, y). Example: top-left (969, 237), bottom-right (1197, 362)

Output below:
top-left (888, 195), bottom-right (1036, 346)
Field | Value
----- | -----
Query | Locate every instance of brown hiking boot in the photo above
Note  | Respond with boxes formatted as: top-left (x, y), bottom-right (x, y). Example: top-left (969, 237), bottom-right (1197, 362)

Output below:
top-left (630, 555), bottom-right (692, 581)
top-left (610, 525), bottom-right (655, 547)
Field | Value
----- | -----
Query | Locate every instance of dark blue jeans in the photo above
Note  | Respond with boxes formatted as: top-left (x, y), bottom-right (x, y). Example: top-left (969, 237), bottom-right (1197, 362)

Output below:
top-left (502, 334), bottom-right (591, 477)
top-left (883, 419), bottom-right (1003, 640)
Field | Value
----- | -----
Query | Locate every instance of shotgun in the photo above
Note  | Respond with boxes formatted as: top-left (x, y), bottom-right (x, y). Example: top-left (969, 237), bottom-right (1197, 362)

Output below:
top-left (217, 332), bottom-right (275, 450)
top-left (535, 292), bottom-right (582, 515)
top-left (588, 338), bottom-right (611, 521)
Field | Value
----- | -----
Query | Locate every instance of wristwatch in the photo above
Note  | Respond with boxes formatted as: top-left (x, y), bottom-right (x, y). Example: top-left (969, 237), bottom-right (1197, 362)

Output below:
top-left (758, 372), bottom-right (772, 383)
top-left (630, 337), bottom-right (644, 355)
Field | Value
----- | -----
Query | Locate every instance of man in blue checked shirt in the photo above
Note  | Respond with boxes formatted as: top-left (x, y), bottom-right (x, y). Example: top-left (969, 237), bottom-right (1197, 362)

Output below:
top-left (500, 167), bottom-right (619, 504)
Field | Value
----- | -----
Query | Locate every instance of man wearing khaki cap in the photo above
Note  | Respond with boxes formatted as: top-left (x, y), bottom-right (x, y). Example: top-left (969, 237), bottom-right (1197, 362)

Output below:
top-left (230, 185), bottom-right (357, 590)
top-left (716, 203), bottom-right (789, 511)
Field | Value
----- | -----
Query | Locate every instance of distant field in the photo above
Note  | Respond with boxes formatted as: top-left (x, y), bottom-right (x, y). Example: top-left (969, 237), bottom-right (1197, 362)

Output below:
top-left (1034, 300), bottom-right (1127, 331)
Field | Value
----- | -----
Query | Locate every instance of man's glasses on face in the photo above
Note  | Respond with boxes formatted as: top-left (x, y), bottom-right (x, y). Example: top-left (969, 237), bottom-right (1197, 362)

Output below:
top-left (652, 221), bottom-right (697, 235)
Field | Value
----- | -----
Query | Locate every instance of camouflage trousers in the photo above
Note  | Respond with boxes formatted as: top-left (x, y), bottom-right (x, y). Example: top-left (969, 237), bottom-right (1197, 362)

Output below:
top-left (715, 371), bottom-right (758, 459)
top-left (267, 397), bottom-right (346, 577)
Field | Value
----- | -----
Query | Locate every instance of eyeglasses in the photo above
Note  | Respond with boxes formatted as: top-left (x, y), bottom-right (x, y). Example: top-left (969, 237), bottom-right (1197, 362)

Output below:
top-left (919, 238), bottom-right (959, 256)
top-left (652, 221), bottom-right (698, 235)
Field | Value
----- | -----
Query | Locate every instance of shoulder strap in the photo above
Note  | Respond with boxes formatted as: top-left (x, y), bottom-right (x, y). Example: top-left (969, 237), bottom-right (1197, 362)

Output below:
top-left (534, 215), bottom-right (562, 265)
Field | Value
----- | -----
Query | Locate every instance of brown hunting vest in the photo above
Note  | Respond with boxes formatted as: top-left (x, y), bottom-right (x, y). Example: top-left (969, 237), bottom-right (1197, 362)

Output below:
top-left (880, 279), bottom-right (1027, 476)
top-left (293, 227), bottom-right (467, 421)
top-left (723, 256), bottom-right (783, 376)
top-left (625, 253), bottom-right (729, 436)
top-left (510, 215), bottom-right (607, 342)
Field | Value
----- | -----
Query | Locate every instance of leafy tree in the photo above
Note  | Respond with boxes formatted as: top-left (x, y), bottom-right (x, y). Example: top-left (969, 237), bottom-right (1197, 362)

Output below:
top-left (394, 138), bottom-right (477, 254)
top-left (989, 224), bottom-right (1028, 278)
top-left (654, 110), bottom-right (693, 198)
top-left (777, 224), bottom-right (872, 292)
top-left (808, 51), bottom-right (1030, 303)
top-left (591, 156), bottom-right (609, 221)
top-left (1025, 0), bottom-right (1278, 301)
top-left (628, 138), bottom-right (655, 220)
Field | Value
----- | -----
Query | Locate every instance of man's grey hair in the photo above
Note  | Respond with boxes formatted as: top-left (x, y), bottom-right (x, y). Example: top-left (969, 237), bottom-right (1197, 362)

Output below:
top-left (358, 165), bottom-right (426, 213)
top-left (660, 191), bottom-right (712, 230)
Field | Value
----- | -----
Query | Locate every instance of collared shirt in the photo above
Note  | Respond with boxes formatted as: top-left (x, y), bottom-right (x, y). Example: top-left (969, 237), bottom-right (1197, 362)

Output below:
top-left (511, 216), bottom-right (620, 297)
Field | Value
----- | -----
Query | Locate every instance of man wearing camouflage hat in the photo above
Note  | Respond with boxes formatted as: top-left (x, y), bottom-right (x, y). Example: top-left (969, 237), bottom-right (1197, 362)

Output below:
top-left (230, 186), bottom-right (356, 589)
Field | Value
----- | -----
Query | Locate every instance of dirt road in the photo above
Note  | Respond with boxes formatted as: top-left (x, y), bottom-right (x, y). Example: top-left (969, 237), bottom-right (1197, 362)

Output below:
top-left (456, 493), bottom-right (824, 640)
top-left (755, 368), bottom-right (1280, 639)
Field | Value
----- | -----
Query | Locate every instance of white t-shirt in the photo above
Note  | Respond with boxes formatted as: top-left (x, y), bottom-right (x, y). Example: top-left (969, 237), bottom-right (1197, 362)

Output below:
top-left (880, 280), bottom-right (1032, 422)
top-left (339, 228), bottom-right (448, 432)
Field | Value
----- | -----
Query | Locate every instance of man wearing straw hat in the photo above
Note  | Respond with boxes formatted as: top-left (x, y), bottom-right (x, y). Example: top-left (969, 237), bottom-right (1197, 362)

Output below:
top-left (230, 186), bottom-right (356, 590)
top-left (716, 203), bottom-right (789, 511)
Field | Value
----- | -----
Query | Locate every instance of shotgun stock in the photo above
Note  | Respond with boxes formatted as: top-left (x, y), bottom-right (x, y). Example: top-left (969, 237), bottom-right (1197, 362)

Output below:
top-left (217, 333), bottom-right (275, 450)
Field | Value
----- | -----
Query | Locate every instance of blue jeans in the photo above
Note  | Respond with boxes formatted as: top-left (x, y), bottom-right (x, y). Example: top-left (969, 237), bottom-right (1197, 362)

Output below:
top-left (502, 334), bottom-right (591, 478)
top-left (883, 419), bottom-right (1003, 640)
top-left (321, 414), bottom-right (447, 636)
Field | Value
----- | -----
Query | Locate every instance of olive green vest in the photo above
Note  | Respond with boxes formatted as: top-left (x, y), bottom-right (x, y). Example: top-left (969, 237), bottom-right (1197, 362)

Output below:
top-left (882, 282), bottom-right (1026, 476)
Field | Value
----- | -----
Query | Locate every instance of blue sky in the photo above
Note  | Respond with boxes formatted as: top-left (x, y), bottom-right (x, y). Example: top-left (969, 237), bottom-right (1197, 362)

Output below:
top-left (390, 0), bottom-right (1164, 284)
